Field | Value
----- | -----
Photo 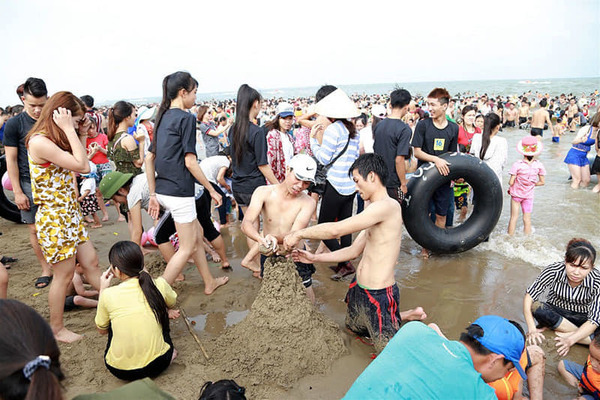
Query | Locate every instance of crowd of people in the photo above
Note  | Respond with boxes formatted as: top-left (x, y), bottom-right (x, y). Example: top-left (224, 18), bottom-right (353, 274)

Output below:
top-left (0, 74), bottom-right (599, 399)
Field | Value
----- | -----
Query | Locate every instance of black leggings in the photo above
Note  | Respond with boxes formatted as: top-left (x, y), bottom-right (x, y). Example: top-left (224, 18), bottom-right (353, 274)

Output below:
top-left (210, 182), bottom-right (228, 225)
top-left (318, 181), bottom-right (355, 267)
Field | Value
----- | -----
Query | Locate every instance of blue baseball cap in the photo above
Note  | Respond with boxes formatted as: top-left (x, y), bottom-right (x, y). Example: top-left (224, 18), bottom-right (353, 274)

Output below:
top-left (276, 102), bottom-right (294, 118)
top-left (473, 315), bottom-right (527, 380)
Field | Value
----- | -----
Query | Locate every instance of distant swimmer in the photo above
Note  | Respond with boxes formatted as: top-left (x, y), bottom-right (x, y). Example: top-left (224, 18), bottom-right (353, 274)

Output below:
top-left (530, 98), bottom-right (554, 139)
top-left (503, 102), bottom-right (518, 128)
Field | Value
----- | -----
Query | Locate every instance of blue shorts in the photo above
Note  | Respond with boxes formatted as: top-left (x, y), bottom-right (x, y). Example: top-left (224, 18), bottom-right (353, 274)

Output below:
top-left (561, 360), bottom-right (597, 400)
top-left (431, 184), bottom-right (453, 217)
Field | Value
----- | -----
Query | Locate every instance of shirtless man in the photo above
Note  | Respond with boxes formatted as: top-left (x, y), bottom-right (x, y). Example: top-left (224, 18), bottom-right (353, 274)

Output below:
top-left (566, 98), bottom-right (579, 132)
top-left (530, 98), bottom-right (555, 139)
top-left (518, 99), bottom-right (530, 126)
top-left (241, 154), bottom-right (318, 302)
top-left (503, 102), bottom-right (518, 128)
top-left (284, 153), bottom-right (426, 344)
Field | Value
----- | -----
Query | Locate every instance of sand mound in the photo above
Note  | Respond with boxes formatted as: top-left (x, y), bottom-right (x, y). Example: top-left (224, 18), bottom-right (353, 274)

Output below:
top-left (209, 256), bottom-right (347, 388)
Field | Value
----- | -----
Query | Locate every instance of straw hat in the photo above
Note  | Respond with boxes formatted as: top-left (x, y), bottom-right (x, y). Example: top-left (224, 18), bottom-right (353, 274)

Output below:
top-left (314, 89), bottom-right (360, 119)
top-left (516, 135), bottom-right (543, 156)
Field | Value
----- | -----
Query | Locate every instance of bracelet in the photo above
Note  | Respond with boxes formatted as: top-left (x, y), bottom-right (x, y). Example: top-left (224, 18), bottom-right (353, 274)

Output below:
top-left (149, 193), bottom-right (157, 197)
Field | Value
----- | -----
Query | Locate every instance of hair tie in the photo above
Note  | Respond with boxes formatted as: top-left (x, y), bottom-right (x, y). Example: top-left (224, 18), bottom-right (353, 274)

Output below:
top-left (22, 355), bottom-right (51, 380)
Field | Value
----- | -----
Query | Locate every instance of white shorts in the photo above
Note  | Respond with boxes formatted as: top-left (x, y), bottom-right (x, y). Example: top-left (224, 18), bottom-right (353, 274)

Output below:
top-left (156, 194), bottom-right (196, 223)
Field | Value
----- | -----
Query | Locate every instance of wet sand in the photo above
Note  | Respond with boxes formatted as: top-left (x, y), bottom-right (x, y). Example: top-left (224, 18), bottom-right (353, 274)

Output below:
top-left (1, 126), bottom-right (599, 399)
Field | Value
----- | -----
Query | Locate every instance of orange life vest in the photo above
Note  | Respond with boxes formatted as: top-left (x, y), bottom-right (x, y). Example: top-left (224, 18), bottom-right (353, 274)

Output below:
top-left (489, 352), bottom-right (528, 400)
top-left (580, 355), bottom-right (600, 399)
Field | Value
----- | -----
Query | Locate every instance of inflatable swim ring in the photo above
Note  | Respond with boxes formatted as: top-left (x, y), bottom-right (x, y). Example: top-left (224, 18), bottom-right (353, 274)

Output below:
top-left (402, 152), bottom-right (502, 253)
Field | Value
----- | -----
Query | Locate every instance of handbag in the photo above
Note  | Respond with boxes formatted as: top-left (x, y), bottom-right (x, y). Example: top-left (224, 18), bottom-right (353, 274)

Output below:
top-left (309, 135), bottom-right (351, 196)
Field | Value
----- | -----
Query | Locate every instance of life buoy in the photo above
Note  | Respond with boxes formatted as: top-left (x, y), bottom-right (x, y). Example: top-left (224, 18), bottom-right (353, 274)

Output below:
top-left (402, 152), bottom-right (502, 253)
top-left (0, 155), bottom-right (22, 223)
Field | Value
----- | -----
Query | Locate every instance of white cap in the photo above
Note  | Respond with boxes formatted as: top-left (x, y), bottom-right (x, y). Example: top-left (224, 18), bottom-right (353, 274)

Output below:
top-left (276, 102), bottom-right (294, 118)
top-left (288, 154), bottom-right (317, 183)
top-left (371, 104), bottom-right (387, 118)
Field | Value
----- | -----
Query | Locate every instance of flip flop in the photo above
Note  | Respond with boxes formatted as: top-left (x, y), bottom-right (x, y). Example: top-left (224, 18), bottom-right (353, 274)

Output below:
top-left (34, 276), bottom-right (52, 289)
top-left (1, 256), bottom-right (18, 264)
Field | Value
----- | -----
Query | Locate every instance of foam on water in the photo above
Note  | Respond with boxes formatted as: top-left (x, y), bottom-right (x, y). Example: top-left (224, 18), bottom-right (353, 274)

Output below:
top-left (475, 232), bottom-right (563, 268)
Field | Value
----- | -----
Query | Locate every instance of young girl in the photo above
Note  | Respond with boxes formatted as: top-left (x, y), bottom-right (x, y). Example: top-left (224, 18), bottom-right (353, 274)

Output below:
top-left (146, 71), bottom-right (228, 293)
top-left (77, 162), bottom-right (102, 228)
top-left (524, 238), bottom-right (598, 357)
top-left (85, 113), bottom-right (110, 221)
top-left (507, 136), bottom-right (546, 235)
top-left (96, 241), bottom-right (177, 381)
top-left (25, 92), bottom-right (102, 343)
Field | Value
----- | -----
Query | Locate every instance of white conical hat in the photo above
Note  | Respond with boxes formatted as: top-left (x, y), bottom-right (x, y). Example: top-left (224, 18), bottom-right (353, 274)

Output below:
top-left (314, 89), bottom-right (360, 119)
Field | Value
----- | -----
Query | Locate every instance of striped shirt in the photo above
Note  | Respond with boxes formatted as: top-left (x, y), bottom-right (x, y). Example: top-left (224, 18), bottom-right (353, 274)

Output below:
top-left (310, 121), bottom-right (360, 196)
top-left (527, 262), bottom-right (600, 325)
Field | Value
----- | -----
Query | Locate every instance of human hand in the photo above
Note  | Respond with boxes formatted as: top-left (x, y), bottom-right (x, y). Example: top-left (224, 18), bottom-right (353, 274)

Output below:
top-left (526, 329), bottom-right (545, 346)
top-left (148, 196), bottom-right (160, 220)
top-left (78, 195), bottom-right (84, 202)
top-left (100, 268), bottom-right (114, 291)
top-left (14, 192), bottom-right (30, 210)
top-left (283, 232), bottom-right (300, 252)
top-left (133, 130), bottom-right (145, 142)
top-left (290, 249), bottom-right (315, 264)
top-left (400, 184), bottom-right (408, 195)
top-left (310, 123), bottom-right (325, 139)
top-left (78, 114), bottom-right (91, 134)
top-left (433, 157), bottom-right (450, 176)
top-left (168, 309), bottom-right (180, 319)
top-left (210, 189), bottom-right (222, 207)
top-left (555, 335), bottom-right (574, 357)
top-left (53, 108), bottom-right (74, 132)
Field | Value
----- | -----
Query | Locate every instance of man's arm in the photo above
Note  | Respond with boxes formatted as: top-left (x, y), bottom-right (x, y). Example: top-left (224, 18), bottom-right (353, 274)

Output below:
top-left (395, 155), bottom-right (407, 194)
top-left (284, 200), bottom-right (388, 250)
top-left (184, 153), bottom-right (222, 206)
top-left (413, 147), bottom-right (450, 176)
top-left (4, 146), bottom-right (29, 210)
top-left (240, 186), bottom-right (271, 247)
top-left (289, 196), bottom-right (317, 233)
top-left (292, 231), bottom-right (367, 264)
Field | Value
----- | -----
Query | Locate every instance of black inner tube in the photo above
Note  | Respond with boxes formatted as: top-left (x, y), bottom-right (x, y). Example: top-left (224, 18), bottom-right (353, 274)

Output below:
top-left (402, 152), bottom-right (503, 254)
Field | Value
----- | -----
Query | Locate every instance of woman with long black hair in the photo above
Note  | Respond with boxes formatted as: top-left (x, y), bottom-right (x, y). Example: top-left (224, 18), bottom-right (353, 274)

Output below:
top-left (145, 71), bottom-right (227, 293)
top-left (469, 113), bottom-right (507, 187)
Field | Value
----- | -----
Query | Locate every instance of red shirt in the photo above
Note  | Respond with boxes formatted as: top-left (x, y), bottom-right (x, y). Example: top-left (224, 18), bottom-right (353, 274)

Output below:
top-left (86, 133), bottom-right (109, 164)
top-left (457, 125), bottom-right (481, 147)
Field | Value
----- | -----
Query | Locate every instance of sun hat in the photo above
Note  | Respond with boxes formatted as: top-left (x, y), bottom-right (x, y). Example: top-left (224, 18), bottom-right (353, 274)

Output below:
top-left (371, 104), bottom-right (387, 119)
top-left (314, 89), bottom-right (360, 119)
top-left (288, 154), bottom-right (317, 183)
top-left (472, 315), bottom-right (527, 380)
top-left (276, 102), bottom-right (294, 118)
top-left (517, 135), bottom-right (543, 156)
top-left (137, 106), bottom-right (157, 122)
top-left (99, 171), bottom-right (134, 199)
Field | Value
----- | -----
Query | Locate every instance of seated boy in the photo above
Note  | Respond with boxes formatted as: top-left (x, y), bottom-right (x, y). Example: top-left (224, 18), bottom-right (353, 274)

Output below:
top-left (559, 335), bottom-right (600, 399)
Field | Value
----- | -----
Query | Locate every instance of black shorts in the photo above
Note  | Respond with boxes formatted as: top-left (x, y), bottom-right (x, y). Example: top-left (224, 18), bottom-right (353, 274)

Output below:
top-left (519, 117), bottom-right (527, 125)
top-left (503, 120), bottom-right (516, 128)
top-left (532, 301), bottom-right (600, 337)
top-left (431, 184), bottom-right (453, 217)
top-left (531, 127), bottom-right (544, 137)
top-left (105, 326), bottom-right (174, 381)
top-left (345, 277), bottom-right (401, 340)
top-left (232, 192), bottom-right (253, 207)
top-left (260, 254), bottom-right (315, 288)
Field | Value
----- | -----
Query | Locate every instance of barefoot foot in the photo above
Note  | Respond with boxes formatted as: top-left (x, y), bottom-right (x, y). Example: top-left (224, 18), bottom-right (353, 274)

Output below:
top-left (420, 248), bottom-right (430, 259)
top-left (400, 306), bottom-right (427, 322)
top-left (54, 327), bottom-right (84, 343)
top-left (101, 214), bottom-right (109, 222)
top-left (204, 276), bottom-right (229, 295)
top-left (171, 348), bottom-right (178, 362)
top-left (175, 273), bottom-right (185, 282)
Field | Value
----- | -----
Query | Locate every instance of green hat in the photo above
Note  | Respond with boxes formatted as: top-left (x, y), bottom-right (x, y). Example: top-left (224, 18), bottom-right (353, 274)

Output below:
top-left (99, 171), bottom-right (134, 199)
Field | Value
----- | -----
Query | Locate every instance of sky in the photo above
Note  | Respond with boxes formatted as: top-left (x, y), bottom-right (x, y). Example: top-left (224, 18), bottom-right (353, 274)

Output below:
top-left (1, 0), bottom-right (598, 105)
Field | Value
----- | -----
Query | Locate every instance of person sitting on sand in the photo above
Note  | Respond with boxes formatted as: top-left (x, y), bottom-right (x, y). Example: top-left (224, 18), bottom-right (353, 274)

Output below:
top-left (96, 241), bottom-right (179, 381)
top-left (241, 154), bottom-right (318, 302)
top-left (64, 262), bottom-right (99, 312)
top-left (559, 333), bottom-right (600, 399)
top-left (284, 153), bottom-right (426, 345)
top-left (343, 315), bottom-right (527, 399)
top-left (524, 238), bottom-right (599, 357)
top-left (0, 299), bottom-right (65, 400)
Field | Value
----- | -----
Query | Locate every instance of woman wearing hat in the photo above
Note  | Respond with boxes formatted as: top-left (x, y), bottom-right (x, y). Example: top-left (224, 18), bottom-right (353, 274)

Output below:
top-left (264, 102), bottom-right (296, 183)
top-left (135, 105), bottom-right (156, 157)
top-left (310, 89), bottom-right (361, 280)
top-left (507, 135), bottom-right (546, 235)
top-left (563, 112), bottom-right (599, 189)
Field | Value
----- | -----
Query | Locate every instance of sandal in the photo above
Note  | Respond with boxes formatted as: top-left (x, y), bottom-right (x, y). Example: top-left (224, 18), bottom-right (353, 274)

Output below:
top-left (34, 276), bottom-right (52, 289)
top-left (0, 256), bottom-right (17, 264)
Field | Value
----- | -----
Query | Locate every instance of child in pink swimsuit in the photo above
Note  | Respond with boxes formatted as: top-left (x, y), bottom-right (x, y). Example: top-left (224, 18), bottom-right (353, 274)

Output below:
top-left (507, 136), bottom-right (546, 235)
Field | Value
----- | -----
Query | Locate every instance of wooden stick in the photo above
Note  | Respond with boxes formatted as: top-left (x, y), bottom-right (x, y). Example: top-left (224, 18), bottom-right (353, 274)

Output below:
top-left (180, 308), bottom-right (210, 361)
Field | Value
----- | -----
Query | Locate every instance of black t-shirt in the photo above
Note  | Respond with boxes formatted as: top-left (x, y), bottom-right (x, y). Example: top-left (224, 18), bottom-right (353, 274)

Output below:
top-left (230, 122), bottom-right (268, 194)
top-left (154, 109), bottom-right (197, 197)
top-left (373, 118), bottom-right (412, 188)
top-left (411, 118), bottom-right (459, 167)
top-left (2, 112), bottom-right (36, 181)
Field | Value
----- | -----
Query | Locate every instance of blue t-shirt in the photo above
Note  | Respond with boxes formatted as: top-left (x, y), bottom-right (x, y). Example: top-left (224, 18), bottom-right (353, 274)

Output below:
top-left (344, 322), bottom-right (496, 400)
